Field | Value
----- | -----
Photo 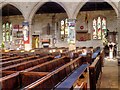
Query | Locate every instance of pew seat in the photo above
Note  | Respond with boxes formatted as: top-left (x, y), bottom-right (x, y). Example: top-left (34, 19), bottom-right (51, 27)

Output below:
top-left (20, 72), bottom-right (49, 87)
top-left (55, 64), bottom-right (89, 90)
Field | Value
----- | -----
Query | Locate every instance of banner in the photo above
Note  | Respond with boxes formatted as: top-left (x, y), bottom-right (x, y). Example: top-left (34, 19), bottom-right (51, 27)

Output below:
top-left (67, 19), bottom-right (76, 44)
top-left (22, 22), bottom-right (29, 44)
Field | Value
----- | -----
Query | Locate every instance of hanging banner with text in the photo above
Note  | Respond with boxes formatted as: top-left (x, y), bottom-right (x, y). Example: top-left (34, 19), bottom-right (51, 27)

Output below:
top-left (22, 21), bottom-right (29, 44)
top-left (67, 19), bottom-right (76, 44)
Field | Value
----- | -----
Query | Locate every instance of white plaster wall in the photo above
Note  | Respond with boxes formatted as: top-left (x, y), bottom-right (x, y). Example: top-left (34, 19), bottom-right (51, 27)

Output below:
top-left (0, 1), bottom-right (120, 49)
top-left (76, 10), bottom-right (117, 48)
top-left (4, 15), bottom-right (24, 25)
top-left (76, 40), bottom-right (103, 48)
top-left (2, 10), bottom-right (116, 48)
top-left (76, 10), bottom-right (117, 32)
top-left (32, 13), bottom-right (67, 36)
top-left (31, 10), bottom-right (117, 48)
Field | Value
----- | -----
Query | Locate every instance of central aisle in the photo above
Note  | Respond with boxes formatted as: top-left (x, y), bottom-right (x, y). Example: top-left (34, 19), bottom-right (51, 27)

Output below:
top-left (99, 57), bottom-right (119, 89)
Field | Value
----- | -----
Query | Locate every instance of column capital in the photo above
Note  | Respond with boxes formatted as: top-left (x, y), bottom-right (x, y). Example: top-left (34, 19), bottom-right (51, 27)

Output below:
top-left (67, 18), bottom-right (77, 22)
top-left (22, 21), bottom-right (33, 26)
top-left (117, 16), bottom-right (120, 19)
top-left (23, 19), bottom-right (32, 24)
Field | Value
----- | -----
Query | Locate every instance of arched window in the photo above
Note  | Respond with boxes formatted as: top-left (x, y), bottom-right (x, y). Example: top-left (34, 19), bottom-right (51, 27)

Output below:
top-left (2, 22), bottom-right (13, 42)
top-left (93, 16), bottom-right (107, 39)
top-left (60, 18), bottom-right (68, 41)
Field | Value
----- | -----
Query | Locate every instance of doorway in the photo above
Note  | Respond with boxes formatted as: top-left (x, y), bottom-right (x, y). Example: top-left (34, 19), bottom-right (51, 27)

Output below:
top-left (32, 35), bottom-right (39, 49)
top-left (108, 32), bottom-right (117, 43)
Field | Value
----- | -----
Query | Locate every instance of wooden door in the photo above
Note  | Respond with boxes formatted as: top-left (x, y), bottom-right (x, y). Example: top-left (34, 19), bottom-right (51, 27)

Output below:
top-left (32, 35), bottom-right (39, 49)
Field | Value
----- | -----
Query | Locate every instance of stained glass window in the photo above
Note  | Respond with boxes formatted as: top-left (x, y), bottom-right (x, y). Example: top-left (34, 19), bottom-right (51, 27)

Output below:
top-left (93, 17), bottom-right (107, 39)
top-left (2, 22), bottom-right (13, 42)
top-left (93, 19), bottom-right (97, 39)
top-left (102, 18), bottom-right (107, 38)
top-left (2, 24), bottom-right (5, 42)
top-left (60, 19), bottom-right (68, 41)
top-left (97, 17), bottom-right (102, 39)
top-left (10, 23), bottom-right (13, 41)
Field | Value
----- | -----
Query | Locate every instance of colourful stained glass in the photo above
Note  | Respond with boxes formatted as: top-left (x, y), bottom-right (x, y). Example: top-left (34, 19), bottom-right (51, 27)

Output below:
top-left (2, 24), bottom-right (5, 41)
top-left (97, 17), bottom-right (102, 39)
top-left (102, 18), bottom-right (107, 38)
top-left (93, 19), bottom-right (97, 39)
top-left (61, 20), bottom-right (64, 40)
top-left (10, 23), bottom-right (13, 41)
top-left (3, 32), bottom-right (5, 42)
top-left (6, 31), bottom-right (10, 41)
top-left (60, 18), bottom-right (68, 40)
top-left (2, 22), bottom-right (12, 42)
top-left (93, 17), bottom-right (107, 40)
top-left (3, 24), bottom-right (5, 29)
top-left (65, 19), bottom-right (68, 37)
top-left (6, 23), bottom-right (9, 29)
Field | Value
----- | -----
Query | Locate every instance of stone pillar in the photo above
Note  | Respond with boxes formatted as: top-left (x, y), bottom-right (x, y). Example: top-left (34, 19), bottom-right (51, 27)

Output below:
top-left (28, 21), bottom-right (32, 50)
top-left (0, 4), bottom-right (2, 46)
top-left (53, 22), bottom-right (57, 47)
top-left (0, 14), bottom-right (2, 81)
top-left (0, 16), bottom-right (2, 46)
top-left (67, 19), bottom-right (76, 51)
top-left (117, 17), bottom-right (120, 52)
top-left (57, 22), bottom-right (61, 41)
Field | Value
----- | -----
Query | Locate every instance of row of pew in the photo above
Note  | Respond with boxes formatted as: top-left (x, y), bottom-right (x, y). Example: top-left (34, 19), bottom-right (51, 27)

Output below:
top-left (0, 48), bottom-right (76, 90)
top-left (22, 47), bottom-right (103, 90)
top-left (0, 47), bottom-right (104, 90)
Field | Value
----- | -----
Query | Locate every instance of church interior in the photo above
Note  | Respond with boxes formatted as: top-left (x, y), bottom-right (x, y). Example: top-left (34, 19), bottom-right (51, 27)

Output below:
top-left (0, 0), bottom-right (120, 90)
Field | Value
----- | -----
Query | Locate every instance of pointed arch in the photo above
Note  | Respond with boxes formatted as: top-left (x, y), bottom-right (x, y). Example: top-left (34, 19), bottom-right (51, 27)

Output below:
top-left (28, 1), bottom-right (69, 23)
top-left (73, 0), bottom-right (119, 18)
top-left (1, 2), bottom-right (25, 18)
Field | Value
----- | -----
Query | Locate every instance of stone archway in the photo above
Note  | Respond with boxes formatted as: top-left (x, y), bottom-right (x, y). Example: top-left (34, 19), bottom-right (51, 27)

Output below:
top-left (28, 1), bottom-right (69, 23)
top-left (27, 1), bottom-right (70, 49)
top-left (0, 3), bottom-right (25, 50)
top-left (73, 0), bottom-right (120, 49)
top-left (73, 0), bottom-right (119, 18)
top-left (0, 2), bottom-right (25, 18)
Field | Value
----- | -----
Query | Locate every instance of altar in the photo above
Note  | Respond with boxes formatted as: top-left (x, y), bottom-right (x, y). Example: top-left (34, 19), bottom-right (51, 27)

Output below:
top-left (108, 42), bottom-right (115, 59)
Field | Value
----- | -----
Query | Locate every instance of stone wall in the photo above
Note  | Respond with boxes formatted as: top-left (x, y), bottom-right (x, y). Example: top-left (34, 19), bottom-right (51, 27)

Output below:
top-left (31, 10), bottom-right (117, 48)
top-left (0, 1), bottom-right (120, 49)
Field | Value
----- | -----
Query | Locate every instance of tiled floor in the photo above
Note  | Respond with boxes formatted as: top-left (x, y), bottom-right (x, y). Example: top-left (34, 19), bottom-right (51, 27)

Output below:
top-left (99, 57), bottom-right (119, 90)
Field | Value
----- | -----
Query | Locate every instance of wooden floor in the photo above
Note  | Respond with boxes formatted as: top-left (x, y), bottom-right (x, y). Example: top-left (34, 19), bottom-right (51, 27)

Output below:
top-left (99, 56), bottom-right (119, 90)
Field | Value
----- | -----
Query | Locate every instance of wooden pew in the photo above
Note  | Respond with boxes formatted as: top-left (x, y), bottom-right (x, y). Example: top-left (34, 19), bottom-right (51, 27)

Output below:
top-left (0, 55), bottom-right (54, 78)
top-left (19, 72), bottom-right (49, 87)
top-left (23, 56), bottom-right (70, 72)
top-left (34, 48), bottom-right (64, 57)
top-left (0, 72), bottom-right (20, 90)
top-left (89, 55), bottom-right (103, 90)
top-left (1, 56), bottom-right (54, 71)
top-left (0, 56), bottom-right (22, 62)
top-left (0, 56), bottom-right (54, 90)
top-left (0, 56), bottom-right (38, 67)
top-left (81, 47), bottom-right (101, 64)
top-left (0, 71), bottom-right (49, 90)
top-left (55, 64), bottom-right (89, 90)
top-left (0, 71), bottom-right (17, 77)
top-left (0, 56), bottom-right (10, 59)
top-left (55, 48), bottom-right (103, 90)
top-left (1, 48), bottom-right (104, 90)
top-left (21, 56), bottom-right (83, 90)
top-left (0, 56), bottom-right (69, 90)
